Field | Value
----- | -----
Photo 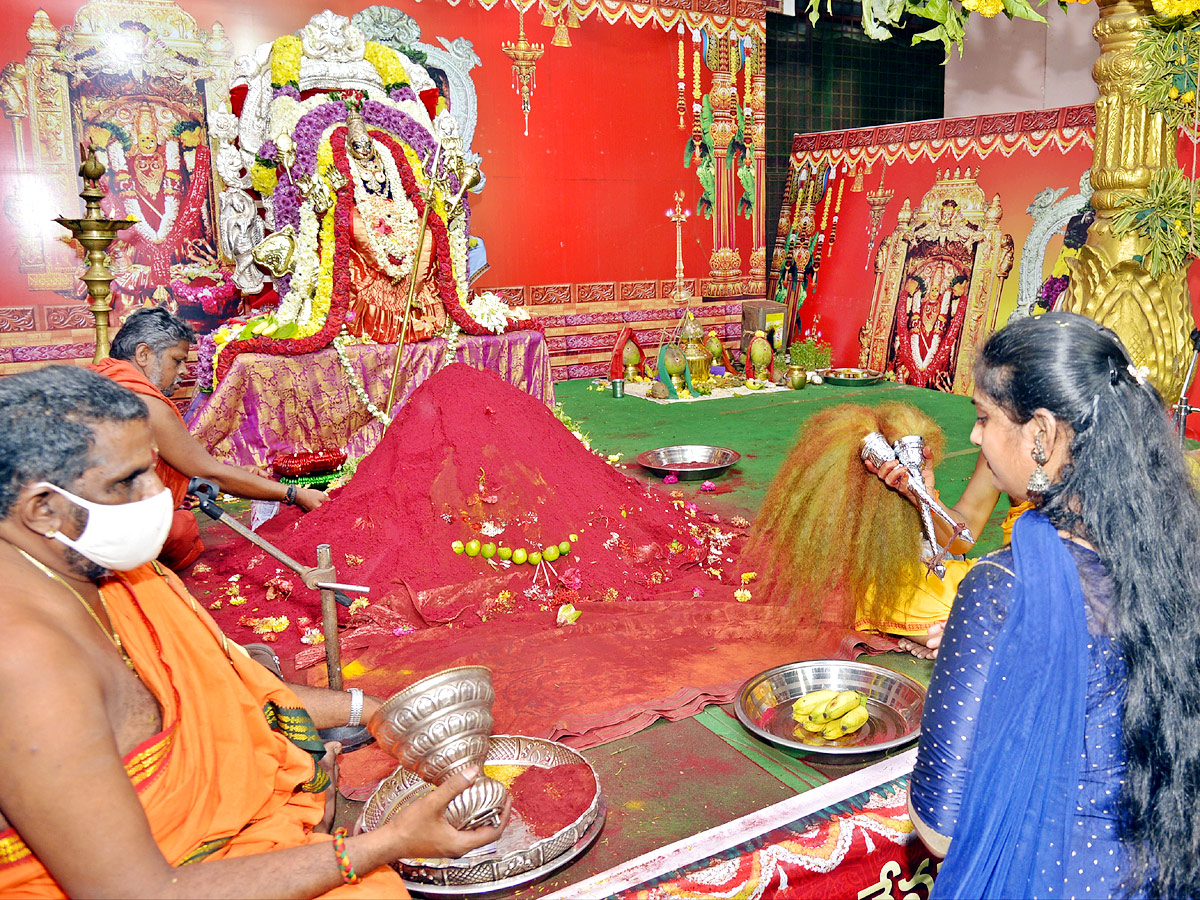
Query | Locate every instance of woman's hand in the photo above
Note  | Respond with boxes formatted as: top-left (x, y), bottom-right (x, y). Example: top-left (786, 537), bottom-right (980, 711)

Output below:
top-left (379, 768), bottom-right (510, 861)
top-left (864, 446), bottom-right (936, 505)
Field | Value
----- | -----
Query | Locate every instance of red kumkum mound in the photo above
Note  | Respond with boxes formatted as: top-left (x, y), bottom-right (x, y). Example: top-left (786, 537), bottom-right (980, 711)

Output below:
top-left (509, 763), bottom-right (596, 839)
top-left (186, 363), bottom-right (748, 661)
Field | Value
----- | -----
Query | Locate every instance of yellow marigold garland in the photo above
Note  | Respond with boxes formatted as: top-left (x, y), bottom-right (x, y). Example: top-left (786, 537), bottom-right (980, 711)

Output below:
top-left (250, 161), bottom-right (279, 195)
top-left (363, 42), bottom-right (411, 91)
top-left (962, 0), bottom-right (1004, 17)
top-left (271, 35), bottom-right (302, 88)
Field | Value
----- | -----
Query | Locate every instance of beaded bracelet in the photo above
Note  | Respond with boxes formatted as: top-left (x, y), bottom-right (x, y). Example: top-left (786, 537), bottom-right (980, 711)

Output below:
top-left (332, 827), bottom-right (359, 884)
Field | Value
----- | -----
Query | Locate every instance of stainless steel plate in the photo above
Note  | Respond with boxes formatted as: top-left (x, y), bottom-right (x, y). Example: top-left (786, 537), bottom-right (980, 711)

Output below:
top-left (821, 367), bottom-right (883, 387)
top-left (356, 735), bottom-right (603, 890)
top-left (735, 660), bottom-right (925, 757)
top-left (636, 445), bottom-right (741, 480)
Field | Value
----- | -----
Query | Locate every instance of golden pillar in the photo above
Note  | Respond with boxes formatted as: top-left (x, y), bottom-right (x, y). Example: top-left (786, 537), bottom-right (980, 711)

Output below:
top-left (703, 35), bottom-right (744, 300)
top-left (744, 38), bottom-right (766, 298)
top-left (1062, 0), bottom-right (1191, 397)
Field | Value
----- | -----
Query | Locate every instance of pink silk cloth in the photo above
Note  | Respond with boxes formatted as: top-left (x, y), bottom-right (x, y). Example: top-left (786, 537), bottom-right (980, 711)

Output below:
top-left (186, 332), bottom-right (554, 468)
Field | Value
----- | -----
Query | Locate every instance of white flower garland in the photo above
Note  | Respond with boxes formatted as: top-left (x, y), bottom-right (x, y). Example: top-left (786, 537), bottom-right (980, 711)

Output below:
top-left (333, 329), bottom-right (390, 424)
top-left (349, 139), bottom-right (422, 282)
top-left (440, 320), bottom-right (461, 367)
top-left (464, 291), bottom-right (529, 334)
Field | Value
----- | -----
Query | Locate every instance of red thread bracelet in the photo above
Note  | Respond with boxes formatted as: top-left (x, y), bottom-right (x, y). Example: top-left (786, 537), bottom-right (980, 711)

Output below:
top-left (332, 827), bottom-right (359, 884)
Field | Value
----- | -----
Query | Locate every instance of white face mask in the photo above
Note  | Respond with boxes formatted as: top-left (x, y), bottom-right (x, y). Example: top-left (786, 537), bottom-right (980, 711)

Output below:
top-left (37, 482), bottom-right (174, 572)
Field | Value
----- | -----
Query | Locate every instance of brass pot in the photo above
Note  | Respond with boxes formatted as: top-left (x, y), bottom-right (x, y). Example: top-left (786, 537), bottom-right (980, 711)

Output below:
top-left (624, 363), bottom-right (640, 381)
top-left (786, 364), bottom-right (808, 390)
top-left (682, 340), bottom-right (713, 385)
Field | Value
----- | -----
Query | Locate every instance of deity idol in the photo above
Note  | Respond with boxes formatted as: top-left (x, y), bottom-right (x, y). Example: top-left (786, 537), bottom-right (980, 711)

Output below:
top-left (206, 13), bottom-right (543, 385)
top-left (340, 108), bottom-right (444, 343)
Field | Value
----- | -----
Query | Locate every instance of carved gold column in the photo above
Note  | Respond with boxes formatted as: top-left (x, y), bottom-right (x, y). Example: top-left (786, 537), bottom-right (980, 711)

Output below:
top-left (1062, 0), bottom-right (1190, 397)
top-left (744, 37), bottom-right (766, 298)
top-left (703, 34), bottom-right (744, 300)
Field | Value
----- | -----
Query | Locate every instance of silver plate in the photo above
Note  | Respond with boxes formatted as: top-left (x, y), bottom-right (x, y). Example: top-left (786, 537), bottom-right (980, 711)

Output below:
top-left (820, 367), bottom-right (884, 386)
top-left (636, 445), bottom-right (741, 480)
top-left (735, 660), bottom-right (925, 757)
top-left (356, 735), bottom-right (603, 889)
top-left (406, 799), bottom-right (606, 898)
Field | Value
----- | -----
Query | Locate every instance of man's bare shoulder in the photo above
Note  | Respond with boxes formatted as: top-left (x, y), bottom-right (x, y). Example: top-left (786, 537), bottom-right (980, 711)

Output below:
top-left (0, 578), bottom-right (106, 695)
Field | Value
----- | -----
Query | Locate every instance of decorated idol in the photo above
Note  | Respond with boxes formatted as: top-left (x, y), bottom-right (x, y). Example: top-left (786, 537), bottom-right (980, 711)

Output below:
top-left (207, 12), bottom-right (535, 386)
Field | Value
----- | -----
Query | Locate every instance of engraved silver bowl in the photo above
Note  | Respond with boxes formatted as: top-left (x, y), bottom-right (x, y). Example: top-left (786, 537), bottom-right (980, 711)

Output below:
top-left (356, 734), bottom-right (604, 891)
top-left (369, 666), bottom-right (507, 830)
top-left (736, 660), bottom-right (926, 757)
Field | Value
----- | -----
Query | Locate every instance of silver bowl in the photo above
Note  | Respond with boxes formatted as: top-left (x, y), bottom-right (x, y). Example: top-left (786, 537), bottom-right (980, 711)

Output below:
top-left (735, 660), bottom-right (925, 757)
top-left (356, 734), bottom-right (605, 891)
top-left (636, 445), bottom-right (741, 481)
top-left (369, 666), bottom-right (507, 830)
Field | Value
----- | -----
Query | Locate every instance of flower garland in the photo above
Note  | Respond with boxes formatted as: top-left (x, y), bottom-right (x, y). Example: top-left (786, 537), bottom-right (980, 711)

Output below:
top-left (333, 329), bottom-right (390, 424)
top-left (465, 291), bottom-right (532, 334)
top-left (363, 41), bottom-right (411, 94)
top-left (214, 128), bottom-right (354, 381)
top-left (270, 35), bottom-right (302, 91)
top-left (170, 270), bottom-right (240, 316)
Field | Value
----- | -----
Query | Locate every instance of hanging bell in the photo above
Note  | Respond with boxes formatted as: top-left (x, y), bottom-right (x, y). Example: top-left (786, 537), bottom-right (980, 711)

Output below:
top-left (566, 3), bottom-right (581, 27)
top-left (552, 16), bottom-right (571, 46)
top-left (541, 2), bottom-right (556, 27)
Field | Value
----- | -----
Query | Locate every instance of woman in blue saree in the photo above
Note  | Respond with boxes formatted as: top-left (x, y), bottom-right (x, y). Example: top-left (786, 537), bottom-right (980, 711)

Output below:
top-left (908, 312), bottom-right (1200, 899)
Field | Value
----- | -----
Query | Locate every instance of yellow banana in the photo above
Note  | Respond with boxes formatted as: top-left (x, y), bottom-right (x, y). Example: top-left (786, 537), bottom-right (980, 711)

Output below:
top-left (811, 690), bottom-right (864, 724)
top-left (821, 702), bottom-right (870, 740)
top-left (799, 717), bottom-right (827, 733)
top-left (792, 690), bottom-right (839, 719)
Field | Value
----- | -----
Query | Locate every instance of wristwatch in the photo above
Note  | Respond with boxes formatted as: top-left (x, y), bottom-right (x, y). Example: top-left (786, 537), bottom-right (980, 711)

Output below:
top-left (284, 484), bottom-right (298, 506)
top-left (347, 687), bottom-right (364, 727)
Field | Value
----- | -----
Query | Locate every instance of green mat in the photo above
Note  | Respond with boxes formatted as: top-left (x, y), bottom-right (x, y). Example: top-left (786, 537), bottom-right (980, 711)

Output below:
top-left (555, 379), bottom-right (1009, 555)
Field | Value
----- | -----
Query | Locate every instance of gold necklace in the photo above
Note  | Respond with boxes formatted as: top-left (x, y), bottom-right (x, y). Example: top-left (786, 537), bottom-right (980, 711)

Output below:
top-left (16, 548), bottom-right (136, 671)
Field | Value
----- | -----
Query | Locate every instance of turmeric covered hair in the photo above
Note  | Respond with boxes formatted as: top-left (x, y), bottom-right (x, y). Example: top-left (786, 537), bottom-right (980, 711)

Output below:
top-left (742, 402), bottom-right (945, 634)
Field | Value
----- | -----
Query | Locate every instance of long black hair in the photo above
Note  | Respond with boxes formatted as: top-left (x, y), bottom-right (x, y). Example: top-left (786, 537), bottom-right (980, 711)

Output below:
top-left (975, 311), bottom-right (1200, 898)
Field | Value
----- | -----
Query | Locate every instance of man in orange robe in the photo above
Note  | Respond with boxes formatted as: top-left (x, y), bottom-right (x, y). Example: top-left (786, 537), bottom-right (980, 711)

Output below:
top-left (0, 366), bottom-right (505, 897)
top-left (90, 307), bottom-right (328, 570)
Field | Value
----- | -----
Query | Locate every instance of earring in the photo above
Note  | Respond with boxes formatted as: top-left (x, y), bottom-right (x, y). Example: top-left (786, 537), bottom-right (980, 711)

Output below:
top-left (1027, 431), bottom-right (1051, 495)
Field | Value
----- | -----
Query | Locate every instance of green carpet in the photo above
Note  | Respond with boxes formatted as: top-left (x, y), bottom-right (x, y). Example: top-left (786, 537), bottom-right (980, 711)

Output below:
top-left (555, 378), bottom-right (1010, 555)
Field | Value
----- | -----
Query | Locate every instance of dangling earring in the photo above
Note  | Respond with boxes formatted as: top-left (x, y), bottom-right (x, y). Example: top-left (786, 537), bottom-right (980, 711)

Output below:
top-left (1027, 431), bottom-right (1051, 495)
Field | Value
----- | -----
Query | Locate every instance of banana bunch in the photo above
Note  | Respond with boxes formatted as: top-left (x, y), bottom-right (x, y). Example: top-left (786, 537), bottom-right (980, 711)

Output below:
top-left (792, 689), bottom-right (870, 740)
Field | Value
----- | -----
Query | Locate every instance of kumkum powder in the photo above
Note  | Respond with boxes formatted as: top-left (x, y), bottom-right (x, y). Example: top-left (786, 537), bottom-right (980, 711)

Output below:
top-left (508, 763), bottom-right (596, 839)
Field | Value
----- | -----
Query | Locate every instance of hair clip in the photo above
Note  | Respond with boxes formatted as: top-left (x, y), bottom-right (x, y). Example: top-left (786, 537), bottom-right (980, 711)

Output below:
top-left (1127, 364), bottom-right (1148, 386)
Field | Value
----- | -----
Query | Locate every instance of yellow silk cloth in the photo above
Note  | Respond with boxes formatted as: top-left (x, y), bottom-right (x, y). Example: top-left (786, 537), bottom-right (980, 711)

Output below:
top-left (857, 501), bottom-right (1033, 636)
top-left (0, 563), bottom-right (404, 898)
top-left (190, 332), bottom-right (554, 469)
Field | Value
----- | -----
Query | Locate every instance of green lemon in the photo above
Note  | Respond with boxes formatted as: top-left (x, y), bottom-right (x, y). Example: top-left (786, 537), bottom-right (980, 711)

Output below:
top-left (465, 539), bottom-right (481, 557)
top-left (558, 540), bottom-right (572, 555)
top-left (512, 548), bottom-right (528, 565)
top-left (528, 551), bottom-right (543, 565)
top-left (481, 543), bottom-right (497, 559)
top-left (451, 540), bottom-right (465, 554)
top-left (498, 546), bottom-right (513, 561)
top-left (543, 545), bottom-right (560, 562)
